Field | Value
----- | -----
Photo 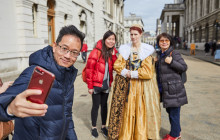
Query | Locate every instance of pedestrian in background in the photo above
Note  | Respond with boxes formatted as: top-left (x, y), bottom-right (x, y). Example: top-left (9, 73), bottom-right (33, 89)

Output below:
top-left (211, 40), bottom-right (217, 56)
top-left (81, 41), bottom-right (88, 63)
top-left (0, 25), bottom-right (85, 140)
top-left (85, 30), bottom-right (117, 138)
top-left (204, 42), bottom-right (210, 56)
top-left (214, 40), bottom-right (220, 61)
top-left (108, 24), bottom-right (161, 140)
top-left (155, 33), bottom-right (188, 140)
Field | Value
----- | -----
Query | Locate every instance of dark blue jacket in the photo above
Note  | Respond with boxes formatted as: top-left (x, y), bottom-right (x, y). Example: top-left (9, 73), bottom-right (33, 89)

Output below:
top-left (0, 46), bottom-right (78, 140)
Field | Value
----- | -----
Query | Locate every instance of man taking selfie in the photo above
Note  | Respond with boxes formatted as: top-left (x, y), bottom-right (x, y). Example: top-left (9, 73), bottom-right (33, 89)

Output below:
top-left (0, 25), bottom-right (85, 140)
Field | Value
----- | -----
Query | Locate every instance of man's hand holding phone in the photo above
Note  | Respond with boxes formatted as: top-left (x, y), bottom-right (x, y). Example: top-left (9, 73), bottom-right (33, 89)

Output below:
top-left (7, 89), bottom-right (48, 117)
top-left (7, 66), bottom-right (55, 118)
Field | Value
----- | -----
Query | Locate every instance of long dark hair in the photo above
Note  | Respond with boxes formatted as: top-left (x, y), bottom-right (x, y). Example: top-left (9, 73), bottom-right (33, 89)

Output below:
top-left (101, 30), bottom-right (116, 61)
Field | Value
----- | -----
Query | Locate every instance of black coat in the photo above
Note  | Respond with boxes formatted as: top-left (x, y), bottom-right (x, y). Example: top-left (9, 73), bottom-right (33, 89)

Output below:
top-left (156, 46), bottom-right (188, 108)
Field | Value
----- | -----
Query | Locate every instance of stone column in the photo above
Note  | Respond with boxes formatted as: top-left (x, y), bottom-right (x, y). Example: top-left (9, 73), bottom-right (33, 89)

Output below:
top-left (168, 15), bottom-right (172, 34)
top-left (179, 14), bottom-right (184, 38)
top-left (162, 15), bottom-right (167, 33)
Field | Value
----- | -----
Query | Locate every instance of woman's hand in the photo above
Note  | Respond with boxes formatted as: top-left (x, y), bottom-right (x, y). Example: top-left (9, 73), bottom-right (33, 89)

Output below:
top-left (88, 89), bottom-right (94, 94)
top-left (126, 71), bottom-right (131, 78)
top-left (154, 57), bottom-right (158, 62)
top-left (165, 56), bottom-right (172, 64)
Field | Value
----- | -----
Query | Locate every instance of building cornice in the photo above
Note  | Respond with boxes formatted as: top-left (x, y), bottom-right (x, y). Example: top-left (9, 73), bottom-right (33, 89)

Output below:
top-left (72, 0), bottom-right (94, 13)
top-left (185, 9), bottom-right (220, 28)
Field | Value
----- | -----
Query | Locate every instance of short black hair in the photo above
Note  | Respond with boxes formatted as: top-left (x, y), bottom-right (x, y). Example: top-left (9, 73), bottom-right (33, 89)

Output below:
top-left (156, 32), bottom-right (173, 47)
top-left (56, 25), bottom-right (85, 49)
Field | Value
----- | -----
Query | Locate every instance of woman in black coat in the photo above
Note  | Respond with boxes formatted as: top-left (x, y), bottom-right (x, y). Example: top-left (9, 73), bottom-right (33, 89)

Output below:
top-left (155, 33), bottom-right (188, 140)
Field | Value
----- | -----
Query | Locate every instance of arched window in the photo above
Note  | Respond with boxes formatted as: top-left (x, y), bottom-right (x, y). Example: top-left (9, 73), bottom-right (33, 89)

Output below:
top-left (190, 30), bottom-right (192, 43)
top-left (64, 14), bottom-right (68, 25)
top-left (199, 26), bottom-right (202, 42)
top-left (32, 4), bottom-right (38, 37)
top-left (194, 28), bottom-right (197, 42)
top-left (47, 0), bottom-right (55, 45)
top-left (205, 24), bottom-right (209, 42)
top-left (79, 10), bottom-right (87, 34)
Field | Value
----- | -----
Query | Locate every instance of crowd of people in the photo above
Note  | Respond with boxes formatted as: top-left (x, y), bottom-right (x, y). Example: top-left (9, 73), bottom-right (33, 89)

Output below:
top-left (0, 24), bottom-right (188, 140)
top-left (204, 40), bottom-right (220, 60)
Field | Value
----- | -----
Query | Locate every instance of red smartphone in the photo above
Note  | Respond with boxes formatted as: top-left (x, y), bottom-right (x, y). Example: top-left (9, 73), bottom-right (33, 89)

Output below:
top-left (26, 66), bottom-right (55, 104)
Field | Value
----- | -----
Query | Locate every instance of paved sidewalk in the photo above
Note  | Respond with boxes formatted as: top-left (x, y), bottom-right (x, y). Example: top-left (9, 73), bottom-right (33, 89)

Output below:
top-left (178, 49), bottom-right (220, 66)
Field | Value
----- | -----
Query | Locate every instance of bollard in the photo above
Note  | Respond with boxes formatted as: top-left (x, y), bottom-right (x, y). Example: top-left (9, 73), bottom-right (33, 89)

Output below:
top-left (190, 43), bottom-right (195, 55)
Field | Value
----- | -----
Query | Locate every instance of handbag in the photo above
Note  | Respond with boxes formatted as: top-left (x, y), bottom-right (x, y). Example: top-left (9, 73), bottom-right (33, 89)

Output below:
top-left (93, 78), bottom-right (108, 93)
top-left (0, 78), bottom-right (14, 140)
top-left (0, 121), bottom-right (14, 140)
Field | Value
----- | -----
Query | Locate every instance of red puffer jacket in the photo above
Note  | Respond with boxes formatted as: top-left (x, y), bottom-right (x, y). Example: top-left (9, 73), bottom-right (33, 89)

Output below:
top-left (86, 40), bottom-right (117, 89)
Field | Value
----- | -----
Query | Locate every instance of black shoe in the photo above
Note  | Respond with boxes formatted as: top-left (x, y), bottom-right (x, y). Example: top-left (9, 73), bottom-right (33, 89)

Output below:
top-left (101, 127), bottom-right (108, 138)
top-left (91, 128), bottom-right (98, 138)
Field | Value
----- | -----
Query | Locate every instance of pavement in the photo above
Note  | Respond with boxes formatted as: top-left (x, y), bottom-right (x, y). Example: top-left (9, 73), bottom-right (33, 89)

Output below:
top-left (178, 48), bottom-right (220, 66)
top-left (72, 49), bottom-right (220, 140)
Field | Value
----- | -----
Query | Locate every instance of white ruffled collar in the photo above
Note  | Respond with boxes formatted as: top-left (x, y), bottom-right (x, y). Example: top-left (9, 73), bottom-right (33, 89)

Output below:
top-left (118, 43), bottom-right (155, 60)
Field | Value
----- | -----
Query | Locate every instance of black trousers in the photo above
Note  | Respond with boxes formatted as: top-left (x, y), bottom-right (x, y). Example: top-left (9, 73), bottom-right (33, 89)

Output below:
top-left (91, 92), bottom-right (109, 127)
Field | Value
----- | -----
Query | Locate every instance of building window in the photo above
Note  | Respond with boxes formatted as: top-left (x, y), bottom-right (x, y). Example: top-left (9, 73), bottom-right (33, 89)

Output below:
top-left (47, 0), bottom-right (55, 45)
top-left (215, 0), bottom-right (219, 9)
top-left (200, 0), bottom-right (203, 17)
top-left (195, 0), bottom-right (197, 20)
top-left (199, 26), bottom-right (202, 42)
top-left (190, 30), bottom-right (192, 42)
top-left (205, 24), bottom-right (209, 42)
top-left (206, 0), bottom-right (210, 15)
top-left (194, 28), bottom-right (196, 42)
top-left (32, 4), bottom-right (38, 37)
top-left (79, 11), bottom-right (87, 34)
top-left (64, 14), bottom-right (68, 25)
top-left (191, 0), bottom-right (193, 22)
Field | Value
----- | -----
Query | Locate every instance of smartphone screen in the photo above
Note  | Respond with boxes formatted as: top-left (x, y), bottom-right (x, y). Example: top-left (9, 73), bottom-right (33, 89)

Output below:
top-left (26, 66), bottom-right (55, 104)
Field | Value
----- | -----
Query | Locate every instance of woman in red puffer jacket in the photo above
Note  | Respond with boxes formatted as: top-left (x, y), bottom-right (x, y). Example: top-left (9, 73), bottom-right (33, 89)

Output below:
top-left (86, 30), bottom-right (117, 138)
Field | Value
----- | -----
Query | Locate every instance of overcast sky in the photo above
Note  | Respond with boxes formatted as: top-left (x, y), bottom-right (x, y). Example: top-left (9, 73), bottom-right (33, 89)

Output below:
top-left (124, 0), bottom-right (174, 33)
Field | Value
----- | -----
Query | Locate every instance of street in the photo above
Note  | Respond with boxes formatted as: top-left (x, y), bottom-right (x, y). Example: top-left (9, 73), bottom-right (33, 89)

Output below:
top-left (73, 55), bottom-right (220, 140)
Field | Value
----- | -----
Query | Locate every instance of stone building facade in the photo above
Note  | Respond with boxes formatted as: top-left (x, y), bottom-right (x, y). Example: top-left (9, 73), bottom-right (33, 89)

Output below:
top-left (124, 13), bottom-right (144, 44)
top-left (160, 0), bottom-right (185, 40)
top-left (156, 18), bottom-right (162, 36)
top-left (0, 0), bottom-right (124, 81)
top-left (184, 0), bottom-right (220, 49)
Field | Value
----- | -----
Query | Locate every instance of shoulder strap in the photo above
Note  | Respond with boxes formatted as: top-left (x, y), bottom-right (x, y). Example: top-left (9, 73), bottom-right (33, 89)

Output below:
top-left (169, 50), bottom-right (174, 56)
top-left (96, 48), bottom-right (102, 61)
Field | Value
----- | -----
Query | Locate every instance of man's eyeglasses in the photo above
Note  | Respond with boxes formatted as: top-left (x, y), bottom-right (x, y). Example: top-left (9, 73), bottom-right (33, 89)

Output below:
top-left (159, 39), bottom-right (170, 43)
top-left (57, 44), bottom-right (80, 58)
